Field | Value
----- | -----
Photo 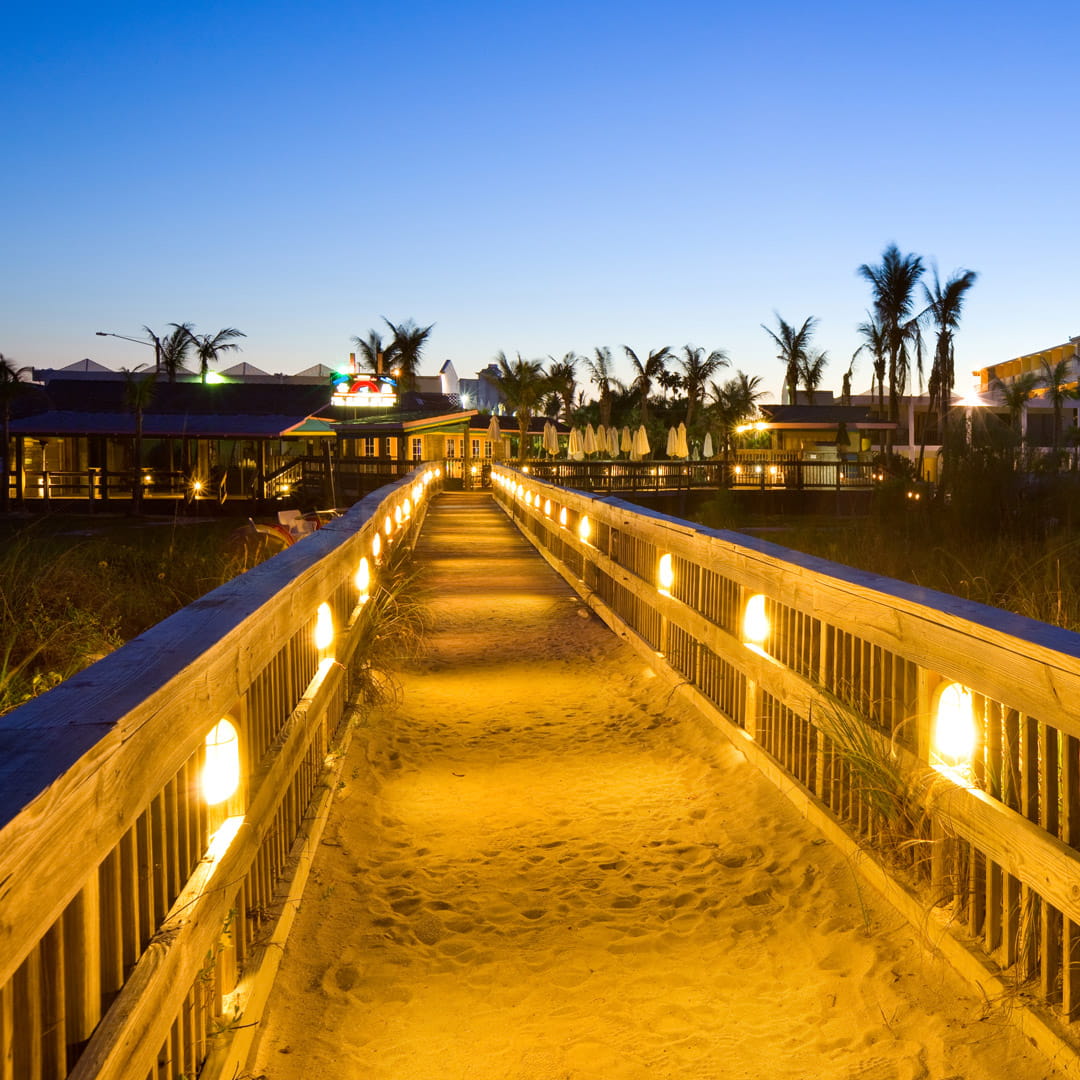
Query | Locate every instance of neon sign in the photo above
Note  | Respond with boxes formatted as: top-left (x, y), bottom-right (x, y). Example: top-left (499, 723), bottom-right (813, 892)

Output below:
top-left (331, 371), bottom-right (398, 407)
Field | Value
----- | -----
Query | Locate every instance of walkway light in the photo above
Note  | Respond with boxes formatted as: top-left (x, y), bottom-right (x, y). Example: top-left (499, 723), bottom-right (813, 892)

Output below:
top-left (578, 515), bottom-right (591, 543)
top-left (202, 719), bottom-right (240, 805)
top-left (658, 553), bottom-right (674, 593)
top-left (403, 498), bottom-right (411, 518)
top-left (543, 498), bottom-right (551, 517)
top-left (355, 556), bottom-right (371, 601)
top-left (413, 483), bottom-right (422, 501)
top-left (372, 532), bottom-right (382, 560)
top-left (743, 594), bottom-right (770, 646)
top-left (315, 602), bottom-right (334, 651)
top-left (933, 682), bottom-right (976, 770)
top-left (559, 507), bottom-right (568, 527)
top-left (384, 514), bottom-right (393, 535)
top-left (394, 505), bottom-right (403, 527)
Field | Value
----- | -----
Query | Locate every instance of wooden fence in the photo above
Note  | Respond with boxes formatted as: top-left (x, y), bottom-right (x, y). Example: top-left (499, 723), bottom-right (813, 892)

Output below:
top-left (0, 464), bottom-right (443, 1080)
top-left (492, 465), bottom-right (1080, 1069)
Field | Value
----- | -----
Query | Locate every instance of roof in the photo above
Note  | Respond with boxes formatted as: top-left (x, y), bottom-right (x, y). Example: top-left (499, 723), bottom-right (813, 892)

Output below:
top-left (221, 362), bottom-right (271, 377)
top-left (60, 358), bottom-right (112, 372)
top-left (758, 404), bottom-right (898, 430)
top-left (7, 411), bottom-right (321, 439)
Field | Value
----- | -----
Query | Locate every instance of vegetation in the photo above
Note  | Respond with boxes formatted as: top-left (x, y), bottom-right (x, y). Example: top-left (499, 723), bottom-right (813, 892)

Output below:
top-left (0, 516), bottom-right (270, 714)
top-left (761, 314), bottom-right (818, 406)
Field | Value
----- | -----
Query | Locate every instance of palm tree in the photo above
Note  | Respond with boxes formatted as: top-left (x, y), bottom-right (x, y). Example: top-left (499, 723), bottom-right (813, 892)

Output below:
top-left (852, 313), bottom-right (887, 414)
top-left (546, 353), bottom-right (579, 425)
top-left (708, 371), bottom-right (764, 461)
top-left (923, 267), bottom-right (978, 433)
top-left (840, 359), bottom-right (856, 406)
top-left (122, 367), bottom-right (156, 512)
top-left (352, 330), bottom-right (389, 374)
top-left (857, 245), bottom-right (925, 423)
top-left (1039, 354), bottom-right (1075, 460)
top-left (622, 345), bottom-right (672, 427)
top-left (800, 350), bottom-right (829, 404)
top-left (146, 322), bottom-right (194, 383)
top-left (584, 347), bottom-right (620, 429)
top-left (679, 345), bottom-right (729, 427)
top-left (0, 355), bottom-right (31, 513)
top-left (482, 352), bottom-right (550, 463)
top-left (994, 371), bottom-right (1040, 440)
top-left (761, 315), bottom-right (817, 405)
top-left (383, 318), bottom-right (434, 394)
top-left (658, 369), bottom-right (684, 401)
top-left (193, 327), bottom-right (246, 383)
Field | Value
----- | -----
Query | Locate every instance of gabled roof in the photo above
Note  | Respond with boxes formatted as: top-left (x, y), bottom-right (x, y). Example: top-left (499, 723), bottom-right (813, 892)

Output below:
top-left (221, 362), bottom-right (271, 377)
top-left (60, 358), bottom-right (112, 372)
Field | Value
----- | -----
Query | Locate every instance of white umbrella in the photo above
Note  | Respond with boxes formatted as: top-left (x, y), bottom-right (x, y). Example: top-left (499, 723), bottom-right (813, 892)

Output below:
top-left (634, 425), bottom-right (650, 458)
top-left (583, 424), bottom-right (598, 456)
top-left (665, 426), bottom-right (678, 456)
top-left (676, 422), bottom-right (689, 459)
top-left (620, 426), bottom-right (632, 456)
top-left (487, 415), bottom-right (502, 458)
top-left (703, 432), bottom-right (714, 459)
top-left (543, 421), bottom-right (559, 456)
top-left (607, 426), bottom-right (619, 457)
top-left (569, 428), bottom-right (585, 461)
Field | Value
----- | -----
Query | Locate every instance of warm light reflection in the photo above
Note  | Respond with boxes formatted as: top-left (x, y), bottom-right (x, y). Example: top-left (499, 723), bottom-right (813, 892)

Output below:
top-left (933, 682), bottom-right (976, 768)
top-left (658, 553), bottom-right (674, 592)
top-left (743, 593), bottom-right (770, 645)
top-left (578, 515), bottom-right (591, 543)
top-left (384, 514), bottom-right (393, 535)
top-left (202, 719), bottom-right (240, 805)
top-left (543, 498), bottom-right (551, 517)
top-left (403, 498), bottom-right (411, 518)
top-left (559, 507), bottom-right (568, 527)
top-left (394, 505), bottom-right (403, 527)
top-left (315, 602), bottom-right (334, 651)
top-left (372, 532), bottom-right (382, 560)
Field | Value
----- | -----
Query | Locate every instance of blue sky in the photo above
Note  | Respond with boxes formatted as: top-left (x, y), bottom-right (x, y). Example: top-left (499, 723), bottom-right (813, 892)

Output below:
top-left (3, 0), bottom-right (1078, 399)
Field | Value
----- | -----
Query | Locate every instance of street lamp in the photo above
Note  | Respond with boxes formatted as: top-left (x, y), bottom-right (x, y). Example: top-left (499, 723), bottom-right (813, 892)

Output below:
top-left (95, 331), bottom-right (160, 374)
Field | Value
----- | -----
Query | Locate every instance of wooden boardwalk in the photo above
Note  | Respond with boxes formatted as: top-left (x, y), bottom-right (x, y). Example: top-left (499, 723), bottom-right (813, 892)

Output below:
top-left (250, 493), bottom-right (1057, 1080)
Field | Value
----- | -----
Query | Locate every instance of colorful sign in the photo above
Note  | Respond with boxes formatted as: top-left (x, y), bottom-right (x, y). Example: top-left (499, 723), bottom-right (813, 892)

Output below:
top-left (330, 371), bottom-right (398, 407)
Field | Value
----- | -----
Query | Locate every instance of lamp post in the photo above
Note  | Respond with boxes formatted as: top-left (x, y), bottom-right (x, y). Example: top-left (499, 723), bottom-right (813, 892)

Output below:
top-left (95, 330), bottom-right (160, 374)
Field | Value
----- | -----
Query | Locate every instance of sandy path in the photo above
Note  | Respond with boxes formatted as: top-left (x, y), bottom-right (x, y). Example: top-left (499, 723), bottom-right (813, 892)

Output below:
top-left (251, 493), bottom-right (1058, 1080)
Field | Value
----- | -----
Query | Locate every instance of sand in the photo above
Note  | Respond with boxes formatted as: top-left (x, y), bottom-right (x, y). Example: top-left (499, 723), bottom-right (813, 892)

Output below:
top-left (250, 494), bottom-right (1060, 1080)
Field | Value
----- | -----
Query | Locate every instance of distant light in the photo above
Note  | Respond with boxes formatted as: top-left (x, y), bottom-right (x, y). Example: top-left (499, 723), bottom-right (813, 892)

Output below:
top-left (191, 479), bottom-right (204, 494)
top-left (202, 720), bottom-right (240, 805)
top-left (204, 372), bottom-right (227, 384)
top-left (743, 594), bottom-right (769, 646)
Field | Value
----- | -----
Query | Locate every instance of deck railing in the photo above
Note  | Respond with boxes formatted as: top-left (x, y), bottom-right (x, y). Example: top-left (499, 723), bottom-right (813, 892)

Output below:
top-left (0, 465), bottom-right (443, 1080)
top-left (492, 465), bottom-right (1080, 1063)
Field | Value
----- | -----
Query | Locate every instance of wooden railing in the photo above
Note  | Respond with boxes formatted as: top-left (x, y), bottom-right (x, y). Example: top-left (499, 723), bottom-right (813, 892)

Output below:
top-left (492, 465), bottom-right (1080, 1065)
top-left (519, 457), bottom-right (877, 492)
top-left (0, 465), bottom-right (444, 1080)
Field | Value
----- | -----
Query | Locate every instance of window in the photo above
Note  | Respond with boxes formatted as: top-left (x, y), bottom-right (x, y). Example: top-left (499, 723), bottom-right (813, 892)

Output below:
top-left (362, 436), bottom-right (375, 457)
top-left (446, 438), bottom-right (456, 458)
top-left (411, 437), bottom-right (423, 460)
top-left (484, 440), bottom-right (492, 459)
top-left (471, 439), bottom-right (480, 458)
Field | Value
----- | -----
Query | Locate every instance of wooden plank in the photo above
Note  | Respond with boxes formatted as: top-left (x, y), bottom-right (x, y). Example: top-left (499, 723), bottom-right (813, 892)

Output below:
top-left (13, 946), bottom-right (42, 1080)
top-left (62, 879), bottom-right (101, 1069)
top-left (0, 977), bottom-right (13, 1080)
top-left (1063, 735), bottom-right (1080, 1020)
top-left (40, 921), bottom-right (65, 1080)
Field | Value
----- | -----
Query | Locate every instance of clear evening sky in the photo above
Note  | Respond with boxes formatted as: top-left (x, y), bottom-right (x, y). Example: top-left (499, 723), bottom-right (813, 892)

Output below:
top-left (3, 1), bottom-right (1077, 400)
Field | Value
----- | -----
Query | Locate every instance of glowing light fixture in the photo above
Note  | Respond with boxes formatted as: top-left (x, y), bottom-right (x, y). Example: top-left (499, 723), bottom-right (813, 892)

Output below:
top-left (403, 498), bottom-right (412, 518)
top-left (384, 514), bottom-right (393, 535)
top-left (578, 515), bottom-right (591, 543)
top-left (559, 507), bottom-right (568, 527)
top-left (544, 498), bottom-right (551, 516)
top-left (191, 479), bottom-right (204, 494)
top-left (394, 505), bottom-right (403, 527)
top-left (355, 557), bottom-right (371, 600)
top-left (470, 465), bottom-right (479, 476)
top-left (202, 719), bottom-right (240, 805)
top-left (933, 682), bottom-right (976, 768)
top-left (743, 593), bottom-right (770, 646)
top-left (315, 602), bottom-right (334, 651)
top-left (413, 483), bottom-right (422, 501)
top-left (658, 553), bottom-right (674, 592)
top-left (372, 532), bottom-right (382, 559)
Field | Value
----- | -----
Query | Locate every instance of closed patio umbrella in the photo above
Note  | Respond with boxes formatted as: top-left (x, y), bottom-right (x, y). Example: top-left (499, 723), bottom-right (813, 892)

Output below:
top-left (569, 428), bottom-right (584, 461)
top-left (703, 432), bottom-right (714, 459)
top-left (634, 425), bottom-right (650, 458)
top-left (583, 424), bottom-right (598, 456)
top-left (665, 426), bottom-right (678, 456)
top-left (676, 422), bottom-right (689, 459)
top-left (620, 426), bottom-right (633, 456)
top-left (487, 415), bottom-right (502, 457)
top-left (607, 426), bottom-right (619, 457)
